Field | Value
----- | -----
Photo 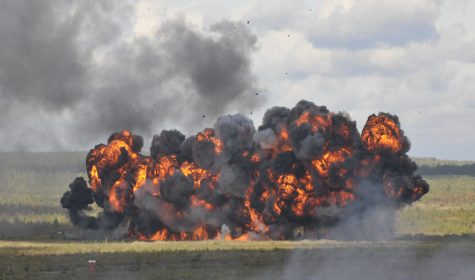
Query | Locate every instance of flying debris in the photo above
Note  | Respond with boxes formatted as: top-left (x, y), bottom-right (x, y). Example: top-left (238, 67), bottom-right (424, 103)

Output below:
top-left (61, 100), bottom-right (429, 241)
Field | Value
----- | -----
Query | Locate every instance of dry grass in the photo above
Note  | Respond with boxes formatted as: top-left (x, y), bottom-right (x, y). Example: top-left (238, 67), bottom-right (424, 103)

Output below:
top-left (2, 237), bottom-right (475, 280)
top-left (396, 175), bottom-right (475, 235)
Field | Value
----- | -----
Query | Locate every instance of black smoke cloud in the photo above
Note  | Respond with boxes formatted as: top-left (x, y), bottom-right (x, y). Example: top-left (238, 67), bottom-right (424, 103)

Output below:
top-left (0, 0), bottom-right (263, 150)
top-left (60, 177), bottom-right (124, 230)
top-left (61, 100), bottom-right (429, 240)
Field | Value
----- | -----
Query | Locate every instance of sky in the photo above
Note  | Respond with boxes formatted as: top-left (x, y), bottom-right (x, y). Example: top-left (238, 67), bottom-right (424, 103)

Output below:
top-left (0, 0), bottom-right (474, 160)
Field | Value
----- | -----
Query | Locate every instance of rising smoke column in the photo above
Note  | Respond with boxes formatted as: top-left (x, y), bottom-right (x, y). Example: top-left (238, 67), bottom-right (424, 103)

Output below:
top-left (61, 100), bottom-right (429, 240)
top-left (0, 0), bottom-right (263, 150)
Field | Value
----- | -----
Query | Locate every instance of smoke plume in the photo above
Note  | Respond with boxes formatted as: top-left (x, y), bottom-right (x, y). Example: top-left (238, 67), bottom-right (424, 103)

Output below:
top-left (61, 100), bottom-right (428, 240)
top-left (0, 0), bottom-right (263, 150)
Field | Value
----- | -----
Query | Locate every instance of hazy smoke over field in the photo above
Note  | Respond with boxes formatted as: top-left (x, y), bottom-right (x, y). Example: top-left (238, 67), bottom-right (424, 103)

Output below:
top-left (246, 239), bottom-right (475, 280)
top-left (0, 0), bottom-right (263, 150)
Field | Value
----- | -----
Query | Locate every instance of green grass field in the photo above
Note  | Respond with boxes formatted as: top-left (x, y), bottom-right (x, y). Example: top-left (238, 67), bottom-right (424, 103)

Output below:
top-left (396, 175), bottom-right (475, 235)
top-left (0, 153), bottom-right (474, 279)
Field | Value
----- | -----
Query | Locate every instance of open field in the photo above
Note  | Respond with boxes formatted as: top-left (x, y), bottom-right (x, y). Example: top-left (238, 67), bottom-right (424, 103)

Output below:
top-left (396, 175), bottom-right (475, 235)
top-left (0, 153), bottom-right (474, 279)
top-left (1, 237), bottom-right (475, 279)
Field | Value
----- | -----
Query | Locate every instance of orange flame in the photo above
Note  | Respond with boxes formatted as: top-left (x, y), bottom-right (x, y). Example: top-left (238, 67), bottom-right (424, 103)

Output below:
top-left (79, 102), bottom-right (428, 241)
top-left (361, 114), bottom-right (403, 154)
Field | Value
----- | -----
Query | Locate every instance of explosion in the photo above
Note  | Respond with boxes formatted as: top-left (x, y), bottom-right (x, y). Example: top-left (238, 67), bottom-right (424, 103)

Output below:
top-left (61, 100), bottom-right (428, 240)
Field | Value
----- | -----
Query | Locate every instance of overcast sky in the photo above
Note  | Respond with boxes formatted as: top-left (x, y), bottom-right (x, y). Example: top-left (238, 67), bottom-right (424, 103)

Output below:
top-left (0, 0), bottom-right (474, 160)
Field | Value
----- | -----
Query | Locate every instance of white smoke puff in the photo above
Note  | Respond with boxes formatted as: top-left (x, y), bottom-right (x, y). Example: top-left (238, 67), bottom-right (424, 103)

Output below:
top-left (253, 128), bottom-right (278, 149)
top-left (338, 111), bottom-right (352, 120)
top-left (220, 224), bottom-right (230, 240)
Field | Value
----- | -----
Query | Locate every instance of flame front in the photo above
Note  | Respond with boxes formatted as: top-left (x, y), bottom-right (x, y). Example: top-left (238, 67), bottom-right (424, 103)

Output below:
top-left (62, 100), bottom-right (429, 240)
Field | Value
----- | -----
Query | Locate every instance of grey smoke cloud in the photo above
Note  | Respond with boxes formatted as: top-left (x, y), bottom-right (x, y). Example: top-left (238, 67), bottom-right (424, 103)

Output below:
top-left (249, 241), bottom-right (475, 280)
top-left (0, 0), bottom-right (129, 108)
top-left (0, 0), bottom-right (264, 150)
top-left (0, 0), bottom-right (84, 109)
top-left (214, 114), bottom-right (256, 153)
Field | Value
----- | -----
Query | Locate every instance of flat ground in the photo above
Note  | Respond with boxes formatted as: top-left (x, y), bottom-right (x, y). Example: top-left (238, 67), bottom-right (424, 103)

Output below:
top-left (1, 237), bottom-right (475, 280)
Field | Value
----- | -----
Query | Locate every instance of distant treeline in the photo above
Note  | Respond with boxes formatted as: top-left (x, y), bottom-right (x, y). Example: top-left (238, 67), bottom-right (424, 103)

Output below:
top-left (412, 157), bottom-right (475, 167)
top-left (417, 164), bottom-right (475, 177)
top-left (412, 157), bottom-right (475, 177)
top-left (1, 152), bottom-right (474, 176)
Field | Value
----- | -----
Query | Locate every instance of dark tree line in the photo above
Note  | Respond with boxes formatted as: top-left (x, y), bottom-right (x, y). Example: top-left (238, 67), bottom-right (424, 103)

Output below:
top-left (418, 164), bottom-right (475, 176)
top-left (1, 152), bottom-right (474, 176)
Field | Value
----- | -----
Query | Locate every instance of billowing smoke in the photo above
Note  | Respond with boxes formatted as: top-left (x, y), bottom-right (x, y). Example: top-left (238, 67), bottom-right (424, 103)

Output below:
top-left (0, 0), bottom-right (263, 150)
top-left (61, 100), bottom-right (428, 240)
